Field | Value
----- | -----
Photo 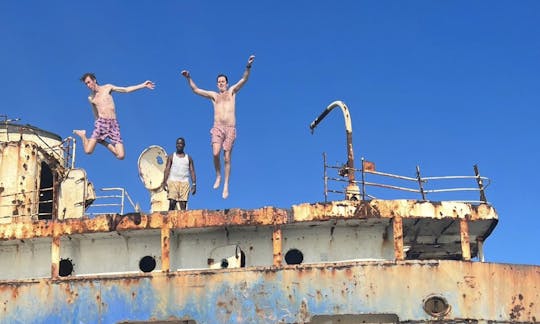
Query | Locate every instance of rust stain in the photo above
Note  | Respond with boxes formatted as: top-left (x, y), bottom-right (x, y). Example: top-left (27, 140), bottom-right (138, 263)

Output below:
top-left (298, 299), bottom-right (309, 323)
top-left (509, 293), bottom-right (528, 320)
top-left (460, 218), bottom-right (471, 260)
top-left (161, 226), bottom-right (170, 271)
top-left (1, 200), bottom-right (498, 241)
top-left (463, 276), bottom-right (476, 289)
top-left (272, 226), bottom-right (282, 267)
top-left (393, 216), bottom-right (404, 261)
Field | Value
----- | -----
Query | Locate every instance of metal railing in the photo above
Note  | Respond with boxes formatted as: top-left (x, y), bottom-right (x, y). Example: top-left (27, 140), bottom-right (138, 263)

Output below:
top-left (323, 153), bottom-right (491, 204)
top-left (0, 186), bottom-right (139, 220)
top-left (85, 187), bottom-right (139, 216)
top-left (62, 136), bottom-right (76, 169)
top-left (0, 186), bottom-right (54, 219)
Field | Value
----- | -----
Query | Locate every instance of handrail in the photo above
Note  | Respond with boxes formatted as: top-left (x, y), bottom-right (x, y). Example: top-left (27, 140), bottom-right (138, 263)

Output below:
top-left (322, 156), bottom-right (490, 203)
top-left (0, 186), bottom-right (54, 218)
top-left (86, 187), bottom-right (139, 216)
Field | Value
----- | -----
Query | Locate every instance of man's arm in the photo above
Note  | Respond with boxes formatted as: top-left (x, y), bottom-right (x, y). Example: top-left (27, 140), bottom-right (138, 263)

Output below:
top-left (161, 155), bottom-right (173, 190)
top-left (189, 155), bottom-right (196, 195)
top-left (230, 55), bottom-right (255, 94)
top-left (181, 70), bottom-right (216, 100)
top-left (111, 81), bottom-right (155, 93)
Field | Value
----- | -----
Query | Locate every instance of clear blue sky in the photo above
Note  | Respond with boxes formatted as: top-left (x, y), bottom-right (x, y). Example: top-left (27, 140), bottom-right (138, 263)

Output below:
top-left (1, 1), bottom-right (538, 266)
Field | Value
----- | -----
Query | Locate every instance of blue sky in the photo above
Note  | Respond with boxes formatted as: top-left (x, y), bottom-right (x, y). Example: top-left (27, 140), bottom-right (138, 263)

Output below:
top-left (1, 1), bottom-right (539, 266)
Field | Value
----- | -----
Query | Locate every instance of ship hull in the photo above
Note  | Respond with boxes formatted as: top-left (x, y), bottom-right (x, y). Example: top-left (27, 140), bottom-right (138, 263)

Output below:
top-left (1, 260), bottom-right (538, 323)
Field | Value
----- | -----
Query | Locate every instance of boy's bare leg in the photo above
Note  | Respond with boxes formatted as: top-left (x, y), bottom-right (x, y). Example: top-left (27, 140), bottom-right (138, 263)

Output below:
top-left (112, 143), bottom-right (125, 160)
top-left (73, 130), bottom-right (97, 154)
top-left (73, 130), bottom-right (124, 159)
top-left (222, 149), bottom-right (232, 199)
top-left (212, 143), bottom-right (222, 189)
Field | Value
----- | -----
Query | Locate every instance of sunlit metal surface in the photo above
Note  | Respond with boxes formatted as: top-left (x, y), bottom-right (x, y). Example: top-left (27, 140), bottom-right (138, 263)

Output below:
top-left (0, 261), bottom-right (538, 323)
top-left (1, 120), bottom-right (537, 323)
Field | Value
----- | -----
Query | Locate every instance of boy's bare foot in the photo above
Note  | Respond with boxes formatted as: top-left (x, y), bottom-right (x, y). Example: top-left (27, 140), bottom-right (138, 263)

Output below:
top-left (73, 130), bottom-right (86, 137)
top-left (213, 175), bottom-right (221, 189)
top-left (222, 187), bottom-right (229, 199)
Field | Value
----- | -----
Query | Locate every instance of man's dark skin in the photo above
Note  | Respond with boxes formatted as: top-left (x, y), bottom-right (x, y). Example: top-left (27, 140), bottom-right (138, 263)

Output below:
top-left (162, 138), bottom-right (196, 210)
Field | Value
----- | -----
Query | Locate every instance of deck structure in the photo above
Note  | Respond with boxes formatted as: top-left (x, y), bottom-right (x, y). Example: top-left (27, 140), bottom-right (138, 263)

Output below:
top-left (1, 120), bottom-right (538, 323)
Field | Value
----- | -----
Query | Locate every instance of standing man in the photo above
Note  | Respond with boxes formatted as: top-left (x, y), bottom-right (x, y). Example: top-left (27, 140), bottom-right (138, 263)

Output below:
top-left (181, 54), bottom-right (255, 199)
top-left (162, 137), bottom-right (196, 211)
top-left (73, 73), bottom-right (155, 160)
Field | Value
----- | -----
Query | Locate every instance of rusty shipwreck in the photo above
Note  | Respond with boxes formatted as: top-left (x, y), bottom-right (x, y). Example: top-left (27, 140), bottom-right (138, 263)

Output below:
top-left (0, 103), bottom-right (538, 324)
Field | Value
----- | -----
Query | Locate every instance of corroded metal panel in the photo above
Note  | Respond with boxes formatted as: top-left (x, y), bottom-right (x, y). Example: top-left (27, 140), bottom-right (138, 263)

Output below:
top-left (0, 201), bottom-right (498, 241)
top-left (0, 261), bottom-right (537, 323)
top-left (57, 168), bottom-right (87, 220)
top-left (149, 189), bottom-right (168, 212)
top-left (0, 123), bottom-right (64, 165)
top-left (291, 200), bottom-right (498, 222)
top-left (0, 141), bottom-right (40, 221)
top-left (0, 201), bottom-right (500, 273)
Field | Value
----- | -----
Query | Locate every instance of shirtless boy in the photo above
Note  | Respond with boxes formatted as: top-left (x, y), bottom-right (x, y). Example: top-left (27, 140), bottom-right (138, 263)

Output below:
top-left (181, 55), bottom-right (255, 199)
top-left (74, 73), bottom-right (155, 160)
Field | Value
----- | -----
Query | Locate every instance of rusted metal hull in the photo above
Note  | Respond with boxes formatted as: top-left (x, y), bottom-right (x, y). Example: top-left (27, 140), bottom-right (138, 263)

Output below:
top-left (0, 260), bottom-right (538, 323)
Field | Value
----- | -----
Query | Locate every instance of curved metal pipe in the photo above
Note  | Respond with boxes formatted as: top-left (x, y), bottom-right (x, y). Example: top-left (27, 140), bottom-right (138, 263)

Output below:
top-left (310, 100), bottom-right (359, 200)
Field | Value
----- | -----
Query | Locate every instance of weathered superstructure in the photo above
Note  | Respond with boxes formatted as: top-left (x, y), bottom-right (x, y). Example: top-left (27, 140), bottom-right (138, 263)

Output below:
top-left (0, 113), bottom-right (538, 323)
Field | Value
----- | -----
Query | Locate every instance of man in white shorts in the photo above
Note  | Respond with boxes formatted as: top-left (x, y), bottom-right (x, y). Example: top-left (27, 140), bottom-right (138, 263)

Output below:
top-left (161, 137), bottom-right (196, 210)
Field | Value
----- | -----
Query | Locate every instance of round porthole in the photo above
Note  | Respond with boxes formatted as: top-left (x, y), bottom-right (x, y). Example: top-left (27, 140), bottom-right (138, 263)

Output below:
top-left (139, 255), bottom-right (156, 273)
top-left (59, 258), bottom-right (74, 277)
top-left (284, 248), bottom-right (304, 265)
top-left (423, 295), bottom-right (451, 317)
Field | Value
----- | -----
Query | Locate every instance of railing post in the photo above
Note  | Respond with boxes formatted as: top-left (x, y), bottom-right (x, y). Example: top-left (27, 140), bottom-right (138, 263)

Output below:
top-left (474, 164), bottom-right (487, 203)
top-left (361, 157), bottom-right (366, 200)
top-left (323, 152), bottom-right (328, 203)
top-left (416, 165), bottom-right (426, 201)
top-left (120, 188), bottom-right (125, 214)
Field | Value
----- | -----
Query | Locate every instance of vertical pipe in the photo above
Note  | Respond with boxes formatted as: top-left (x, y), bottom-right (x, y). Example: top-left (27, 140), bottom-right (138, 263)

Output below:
top-left (460, 217), bottom-right (471, 261)
top-left (272, 225), bottom-right (282, 267)
top-left (393, 216), bottom-right (404, 261)
top-left (477, 238), bottom-right (485, 262)
top-left (310, 101), bottom-right (359, 200)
